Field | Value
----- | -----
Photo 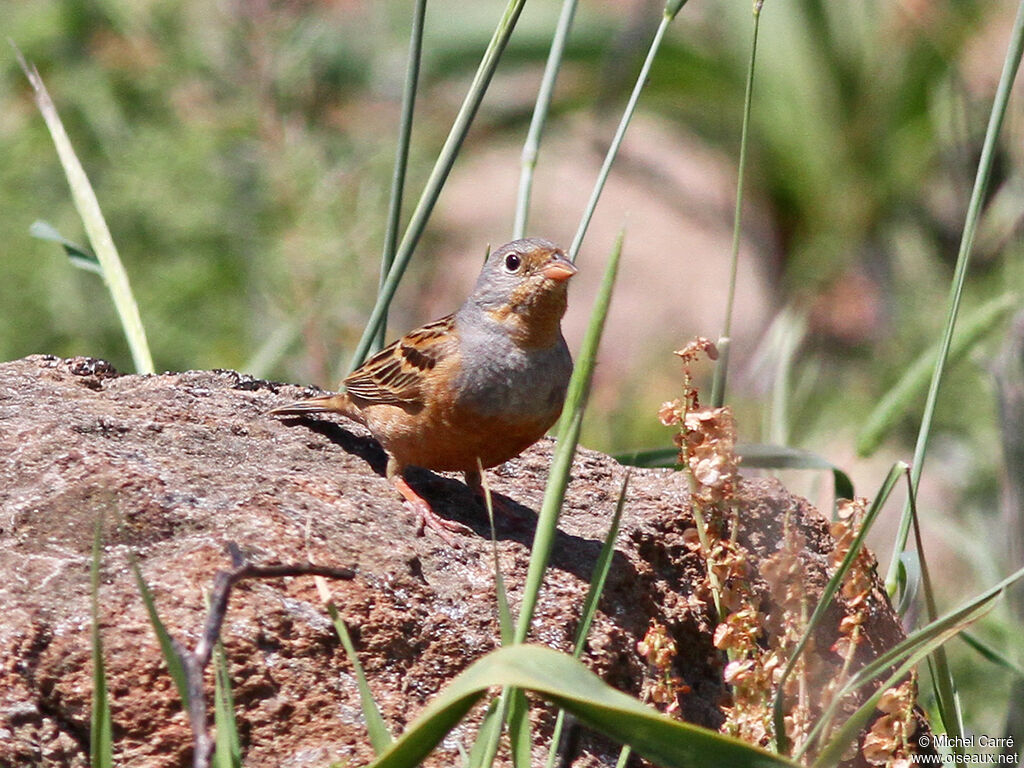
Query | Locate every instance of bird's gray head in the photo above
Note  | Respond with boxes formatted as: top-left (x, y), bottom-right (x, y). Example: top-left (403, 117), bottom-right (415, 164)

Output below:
top-left (466, 238), bottom-right (576, 312)
top-left (459, 238), bottom-right (577, 349)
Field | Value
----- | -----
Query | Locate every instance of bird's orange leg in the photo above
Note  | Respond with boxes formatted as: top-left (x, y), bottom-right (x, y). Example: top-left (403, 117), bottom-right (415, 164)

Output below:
top-left (388, 461), bottom-right (472, 544)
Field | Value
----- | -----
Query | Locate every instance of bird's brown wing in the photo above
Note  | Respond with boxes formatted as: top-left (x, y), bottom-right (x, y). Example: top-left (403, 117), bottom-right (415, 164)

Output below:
top-left (342, 314), bottom-right (458, 407)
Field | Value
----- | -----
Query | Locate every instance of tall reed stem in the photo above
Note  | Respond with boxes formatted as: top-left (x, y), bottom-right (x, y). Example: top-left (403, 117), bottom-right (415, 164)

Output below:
top-left (513, 0), bottom-right (579, 239)
top-left (373, 0), bottom-right (428, 353)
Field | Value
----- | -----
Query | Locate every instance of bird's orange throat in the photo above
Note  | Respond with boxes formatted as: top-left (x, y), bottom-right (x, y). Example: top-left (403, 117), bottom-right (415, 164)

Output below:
top-left (484, 282), bottom-right (568, 349)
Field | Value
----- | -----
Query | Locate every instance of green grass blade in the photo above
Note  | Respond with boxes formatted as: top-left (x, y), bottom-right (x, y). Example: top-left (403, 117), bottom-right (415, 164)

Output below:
top-left (857, 293), bottom-right (1017, 458)
top-left (516, 230), bottom-right (624, 644)
top-left (127, 554), bottom-right (190, 711)
top-left (573, 471), bottom-right (630, 657)
top-left (480, 468), bottom-right (514, 647)
top-left (373, 0), bottom-right (428, 353)
top-left (90, 517), bottom-right (114, 768)
top-left (772, 462), bottom-right (905, 754)
top-left (960, 630), bottom-right (1024, 678)
top-left (883, 1), bottom-right (1024, 590)
top-left (30, 219), bottom-right (102, 274)
top-left (512, 0), bottom-right (578, 238)
top-left (325, 601), bottom-right (394, 754)
top-left (469, 685), bottom-right (510, 768)
top-left (348, 0), bottom-right (527, 371)
top-left (567, 8), bottom-right (682, 262)
top-left (14, 47), bottom-right (154, 375)
top-left (809, 604), bottom-right (990, 768)
top-left (507, 688), bottom-right (532, 768)
top-left (466, 697), bottom-right (502, 768)
top-left (545, 471), bottom-right (631, 768)
top-left (893, 551), bottom-right (921, 617)
top-left (365, 645), bottom-right (795, 768)
top-left (711, 0), bottom-right (763, 408)
top-left (212, 637), bottom-right (242, 768)
top-left (802, 562), bottom-right (1024, 763)
top-left (612, 447), bottom-right (679, 468)
top-left (544, 712), bottom-right (570, 768)
top-left (737, 443), bottom-right (854, 501)
top-left (907, 476), bottom-right (962, 745)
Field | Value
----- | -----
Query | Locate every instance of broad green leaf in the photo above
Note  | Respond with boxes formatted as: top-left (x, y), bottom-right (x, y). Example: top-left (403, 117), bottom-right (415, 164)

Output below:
top-left (366, 645), bottom-right (796, 768)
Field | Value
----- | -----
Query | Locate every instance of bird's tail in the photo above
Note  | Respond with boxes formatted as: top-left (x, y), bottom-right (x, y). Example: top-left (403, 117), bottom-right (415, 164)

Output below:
top-left (269, 394), bottom-right (352, 418)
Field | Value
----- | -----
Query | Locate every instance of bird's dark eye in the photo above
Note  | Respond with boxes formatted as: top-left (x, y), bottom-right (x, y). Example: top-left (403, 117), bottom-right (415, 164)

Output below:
top-left (504, 252), bottom-right (522, 272)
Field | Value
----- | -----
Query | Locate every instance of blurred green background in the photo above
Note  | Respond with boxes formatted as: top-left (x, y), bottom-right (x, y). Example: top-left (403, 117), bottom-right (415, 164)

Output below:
top-left (3, 0), bottom-right (1024, 739)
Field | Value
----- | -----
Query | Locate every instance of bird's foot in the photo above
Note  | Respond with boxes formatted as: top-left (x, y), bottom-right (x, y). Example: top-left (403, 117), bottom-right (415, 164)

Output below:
top-left (392, 475), bottom-right (472, 545)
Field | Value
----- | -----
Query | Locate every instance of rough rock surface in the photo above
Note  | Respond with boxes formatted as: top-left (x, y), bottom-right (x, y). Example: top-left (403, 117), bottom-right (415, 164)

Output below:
top-left (0, 355), bottom-right (923, 767)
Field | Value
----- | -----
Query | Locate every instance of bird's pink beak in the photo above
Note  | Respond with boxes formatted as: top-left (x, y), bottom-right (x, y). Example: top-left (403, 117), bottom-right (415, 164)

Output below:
top-left (540, 256), bottom-right (577, 282)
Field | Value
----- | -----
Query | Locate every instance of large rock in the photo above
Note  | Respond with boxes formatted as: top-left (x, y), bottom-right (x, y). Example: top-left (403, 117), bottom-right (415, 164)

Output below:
top-left (0, 355), bottom-right (920, 766)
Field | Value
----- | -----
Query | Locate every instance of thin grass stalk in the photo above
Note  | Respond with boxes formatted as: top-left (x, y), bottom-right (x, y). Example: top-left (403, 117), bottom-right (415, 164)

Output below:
top-left (470, 472), bottom-right (518, 767)
top-left (90, 517), bottom-right (113, 768)
top-left (494, 236), bottom-right (623, 768)
top-left (479, 463), bottom-right (514, 646)
top-left (476, 238), bottom-right (624, 762)
top-left (710, 0), bottom-right (763, 408)
top-left (373, 0), bottom-right (428, 353)
top-left (512, 0), bottom-right (579, 238)
top-left (884, 0), bottom-right (1024, 592)
top-left (907, 471), bottom-right (963, 749)
top-left (349, 0), bottom-right (528, 371)
top-left (772, 462), bottom-right (906, 754)
top-left (516, 230), bottom-right (624, 643)
top-left (567, 0), bottom-right (687, 263)
top-left (316, 577), bottom-right (393, 754)
top-left (212, 637), bottom-right (242, 768)
top-left (960, 631), bottom-right (1024, 678)
top-left (128, 555), bottom-right (191, 710)
top-left (15, 47), bottom-right (154, 374)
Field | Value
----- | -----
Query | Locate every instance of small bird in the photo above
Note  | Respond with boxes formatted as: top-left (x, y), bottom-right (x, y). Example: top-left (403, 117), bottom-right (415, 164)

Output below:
top-left (271, 238), bottom-right (577, 541)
